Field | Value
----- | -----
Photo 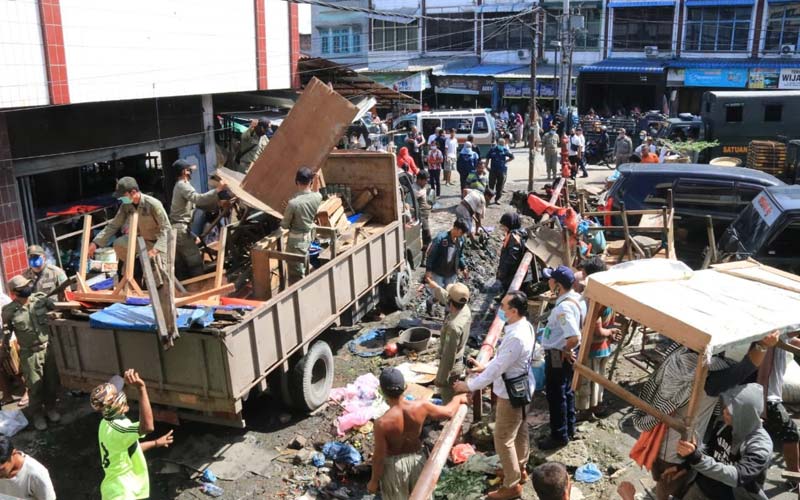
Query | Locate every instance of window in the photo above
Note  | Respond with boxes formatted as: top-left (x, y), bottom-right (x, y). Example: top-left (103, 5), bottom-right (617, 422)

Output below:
top-left (765, 4), bottom-right (800, 52)
top-left (483, 13), bottom-right (533, 50)
top-left (443, 117), bottom-right (473, 134)
top-left (765, 104), bottom-right (783, 122)
top-left (371, 20), bottom-right (418, 51)
top-left (425, 13), bottom-right (475, 52)
top-left (674, 179), bottom-right (738, 214)
top-left (320, 27), bottom-right (362, 55)
top-left (725, 103), bottom-right (744, 123)
top-left (758, 221), bottom-right (800, 260)
top-left (422, 118), bottom-right (441, 139)
top-left (684, 7), bottom-right (751, 51)
top-left (612, 7), bottom-right (674, 50)
top-left (545, 8), bottom-right (601, 49)
top-left (473, 117), bottom-right (489, 134)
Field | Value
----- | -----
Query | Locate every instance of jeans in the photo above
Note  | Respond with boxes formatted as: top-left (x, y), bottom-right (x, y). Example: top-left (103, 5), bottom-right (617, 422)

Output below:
top-left (545, 350), bottom-right (576, 442)
top-left (429, 168), bottom-right (441, 196)
top-left (488, 169), bottom-right (506, 201)
top-left (426, 273), bottom-right (457, 312)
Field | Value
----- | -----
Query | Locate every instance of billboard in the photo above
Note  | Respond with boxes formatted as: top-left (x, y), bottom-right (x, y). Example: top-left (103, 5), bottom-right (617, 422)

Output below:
top-left (684, 68), bottom-right (748, 88)
top-left (779, 68), bottom-right (800, 89)
top-left (748, 68), bottom-right (780, 89)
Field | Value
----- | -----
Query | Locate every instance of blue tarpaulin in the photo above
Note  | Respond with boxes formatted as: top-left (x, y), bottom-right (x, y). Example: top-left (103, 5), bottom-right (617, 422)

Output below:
top-left (89, 303), bottom-right (214, 331)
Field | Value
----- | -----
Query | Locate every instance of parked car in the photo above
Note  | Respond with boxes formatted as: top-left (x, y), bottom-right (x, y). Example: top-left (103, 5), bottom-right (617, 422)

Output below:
top-left (605, 164), bottom-right (785, 264)
top-left (716, 185), bottom-right (800, 274)
top-left (393, 109), bottom-right (496, 147)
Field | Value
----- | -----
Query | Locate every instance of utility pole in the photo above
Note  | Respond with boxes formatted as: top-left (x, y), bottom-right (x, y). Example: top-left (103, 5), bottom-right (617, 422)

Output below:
top-left (527, 8), bottom-right (538, 192)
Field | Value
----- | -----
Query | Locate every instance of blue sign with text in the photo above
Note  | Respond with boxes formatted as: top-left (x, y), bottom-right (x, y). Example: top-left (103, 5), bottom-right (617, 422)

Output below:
top-left (684, 68), bottom-right (748, 88)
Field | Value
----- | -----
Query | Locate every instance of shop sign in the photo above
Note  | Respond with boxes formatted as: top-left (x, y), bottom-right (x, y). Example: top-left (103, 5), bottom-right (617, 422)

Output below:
top-left (502, 81), bottom-right (567, 98)
top-left (435, 76), bottom-right (494, 94)
top-left (748, 68), bottom-right (780, 89)
top-left (667, 69), bottom-right (685, 86)
top-left (779, 68), bottom-right (800, 89)
top-left (394, 72), bottom-right (430, 93)
top-left (684, 68), bottom-right (747, 88)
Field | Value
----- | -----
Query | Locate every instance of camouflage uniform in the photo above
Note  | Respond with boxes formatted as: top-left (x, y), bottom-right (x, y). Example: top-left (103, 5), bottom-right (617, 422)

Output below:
top-left (169, 179), bottom-right (219, 279)
top-left (431, 286), bottom-right (472, 404)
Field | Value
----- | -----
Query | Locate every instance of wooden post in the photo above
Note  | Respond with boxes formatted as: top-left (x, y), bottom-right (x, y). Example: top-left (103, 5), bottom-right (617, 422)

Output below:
top-left (683, 356), bottom-right (710, 440)
top-left (620, 202), bottom-right (633, 261)
top-left (251, 243), bottom-right (271, 300)
top-left (662, 206), bottom-right (670, 259)
top-left (562, 226), bottom-right (572, 267)
top-left (572, 300), bottom-right (603, 392)
top-left (78, 215), bottom-right (92, 292)
top-left (137, 237), bottom-right (170, 347)
top-left (214, 225), bottom-right (228, 289)
top-left (705, 215), bottom-right (717, 265)
top-left (161, 228), bottom-right (179, 345)
top-left (124, 211), bottom-right (139, 283)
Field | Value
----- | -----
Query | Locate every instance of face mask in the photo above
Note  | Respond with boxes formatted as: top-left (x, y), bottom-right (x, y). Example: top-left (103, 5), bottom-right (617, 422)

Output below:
top-left (16, 285), bottom-right (33, 298)
top-left (119, 196), bottom-right (133, 205)
top-left (498, 309), bottom-right (508, 323)
top-left (28, 256), bottom-right (44, 268)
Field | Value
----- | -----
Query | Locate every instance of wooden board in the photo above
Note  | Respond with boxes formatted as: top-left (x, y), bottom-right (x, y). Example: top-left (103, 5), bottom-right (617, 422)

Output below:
top-left (241, 78), bottom-right (359, 219)
top-left (215, 167), bottom-right (277, 215)
top-left (322, 152), bottom-right (399, 225)
top-left (404, 383), bottom-right (434, 401)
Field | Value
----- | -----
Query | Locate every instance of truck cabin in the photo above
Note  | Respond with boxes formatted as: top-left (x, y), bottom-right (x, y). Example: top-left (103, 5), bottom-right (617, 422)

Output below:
top-left (717, 185), bottom-right (800, 274)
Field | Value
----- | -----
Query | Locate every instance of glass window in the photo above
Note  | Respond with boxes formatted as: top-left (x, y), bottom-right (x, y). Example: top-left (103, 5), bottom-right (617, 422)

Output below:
top-left (425, 13), bottom-right (475, 52)
top-left (758, 221), bottom-right (800, 259)
top-left (483, 12), bottom-right (533, 50)
top-left (725, 103), bottom-right (744, 123)
top-left (765, 104), bottom-right (783, 122)
top-left (473, 117), bottom-right (489, 133)
top-left (320, 28), bottom-right (331, 54)
top-left (371, 20), bottom-right (419, 51)
top-left (612, 7), bottom-right (674, 50)
top-left (321, 27), bottom-right (362, 54)
top-left (765, 3), bottom-right (800, 51)
top-left (443, 118), bottom-right (473, 134)
top-left (684, 6), bottom-right (752, 51)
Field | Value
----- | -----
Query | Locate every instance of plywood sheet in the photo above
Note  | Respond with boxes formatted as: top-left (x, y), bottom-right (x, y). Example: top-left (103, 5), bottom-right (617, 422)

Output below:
top-left (215, 167), bottom-right (276, 215)
top-left (241, 78), bottom-right (359, 219)
top-left (525, 226), bottom-right (567, 269)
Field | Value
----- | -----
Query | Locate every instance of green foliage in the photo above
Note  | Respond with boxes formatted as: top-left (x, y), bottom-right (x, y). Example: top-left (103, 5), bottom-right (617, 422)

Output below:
top-left (661, 138), bottom-right (720, 154)
top-left (433, 467), bottom-right (486, 500)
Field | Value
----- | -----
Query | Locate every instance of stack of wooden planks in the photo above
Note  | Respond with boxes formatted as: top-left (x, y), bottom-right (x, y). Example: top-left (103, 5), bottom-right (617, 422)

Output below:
top-left (316, 195), bottom-right (350, 233)
top-left (746, 140), bottom-right (786, 175)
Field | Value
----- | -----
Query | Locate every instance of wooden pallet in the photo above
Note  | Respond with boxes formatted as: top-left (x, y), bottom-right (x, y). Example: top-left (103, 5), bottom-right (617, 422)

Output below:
top-left (746, 140), bottom-right (786, 174)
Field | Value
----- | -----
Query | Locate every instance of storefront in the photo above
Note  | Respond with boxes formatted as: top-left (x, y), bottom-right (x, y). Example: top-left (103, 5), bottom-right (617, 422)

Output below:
top-left (431, 75), bottom-right (495, 109)
top-left (578, 59), bottom-right (667, 114)
top-left (499, 78), bottom-right (575, 115)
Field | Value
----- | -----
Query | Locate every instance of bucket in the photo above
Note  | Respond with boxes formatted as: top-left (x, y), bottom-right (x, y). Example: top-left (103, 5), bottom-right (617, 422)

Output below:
top-left (398, 327), bottom-right (432, 352)
top-left (710, 156), bottom-right (743, 167)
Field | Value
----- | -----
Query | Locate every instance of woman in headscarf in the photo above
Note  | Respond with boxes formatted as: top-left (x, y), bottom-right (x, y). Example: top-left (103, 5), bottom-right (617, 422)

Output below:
top-left (396, 147), bottom-right (419, 176)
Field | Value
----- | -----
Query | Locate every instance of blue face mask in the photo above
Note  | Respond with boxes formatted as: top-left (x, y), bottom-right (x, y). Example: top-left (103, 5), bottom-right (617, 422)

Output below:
top-left (28, 256), bottom-right (44, 268)
top-left (119, 196), bottom-right (133, 205)
top-left (498, 309), bottom-right (508, 323)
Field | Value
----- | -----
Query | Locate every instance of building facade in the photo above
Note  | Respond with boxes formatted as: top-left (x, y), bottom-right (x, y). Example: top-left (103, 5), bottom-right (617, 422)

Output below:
top-left (0, 0), bottom-right (301, 285)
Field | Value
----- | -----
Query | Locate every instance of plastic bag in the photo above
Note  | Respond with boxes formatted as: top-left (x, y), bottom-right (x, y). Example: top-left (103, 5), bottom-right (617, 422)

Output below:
top-left (575, 463), bottom-right (603, 483)
top-left (0, 411), bottom-right (28, 437)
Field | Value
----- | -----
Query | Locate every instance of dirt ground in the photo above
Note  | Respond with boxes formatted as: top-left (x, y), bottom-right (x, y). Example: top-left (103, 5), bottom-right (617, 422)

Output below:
top-left (6, 153), bottom-right (800, 499)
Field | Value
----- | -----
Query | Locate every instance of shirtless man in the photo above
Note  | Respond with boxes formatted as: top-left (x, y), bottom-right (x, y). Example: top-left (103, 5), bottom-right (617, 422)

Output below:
top-left (367, 368), bottom-right (468, 499)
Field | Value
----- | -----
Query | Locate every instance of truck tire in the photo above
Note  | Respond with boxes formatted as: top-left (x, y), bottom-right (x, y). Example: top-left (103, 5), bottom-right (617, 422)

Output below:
top-left (292, 341), bottom-right (334, 412)
top-left (392, 262), bottom-right (413, 309)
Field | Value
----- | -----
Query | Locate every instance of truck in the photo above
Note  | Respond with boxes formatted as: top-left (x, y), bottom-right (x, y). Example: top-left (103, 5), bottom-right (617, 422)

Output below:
top-left (658, 90), bottom-right (800, 164)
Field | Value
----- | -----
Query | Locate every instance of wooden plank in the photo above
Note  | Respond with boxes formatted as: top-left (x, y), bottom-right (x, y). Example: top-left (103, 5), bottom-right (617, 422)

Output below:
top-left (572, 301), bottom-right (604, 392)
top-left (137, 237), bottom-right (170, 347)
top-left (330, 206), bottom-right (345, 227)
top-left (78, 215), bottom-right (92, 292)
top-left (179, 272), bottom-right (216, 286)
top-left (215, 166), bottom-right (279, 216)
top-left (574, 363), bottom-right (686, 433)
top-left (241, 78), bottom-right (359, 218)
top-left (214, 226), bottom-right (228, 289)
top-left (251, 244), bottom-right (272, 300)
top-left (683, 357), bottom-right (709, 440)
top-left (162, 228), bottom-right (179, 345)
top-left (352, 188), bottom-right (377, 211)
top-left (53, 301), bottom-right (83, 309)
top-left (174, 284), bottom-right (235, 307)
top-left (70, 291), bottom-right (130, 303)
top-left (266, 250), bottom-right (308, 265)
top-left (124, 211), bottom-right (139, 283)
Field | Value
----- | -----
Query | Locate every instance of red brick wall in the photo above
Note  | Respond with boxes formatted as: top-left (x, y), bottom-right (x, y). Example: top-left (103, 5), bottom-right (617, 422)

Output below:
top-left (0, 114), bottom-right (27, 282)
top-left (39, 0), bottom-right (70, 105)
top-left (255, 0), bottom-right (268, 90)
top-left (289, 3), bottom-right (300, 89)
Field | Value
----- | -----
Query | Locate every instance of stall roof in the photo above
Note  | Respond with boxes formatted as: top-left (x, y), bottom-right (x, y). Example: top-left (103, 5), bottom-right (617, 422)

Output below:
top-left (299, 57), bottom-right (418, 104)
top-left (579, 58), bottom-right (666, 74)
top-left (584, 259), bottom-right (800, 354)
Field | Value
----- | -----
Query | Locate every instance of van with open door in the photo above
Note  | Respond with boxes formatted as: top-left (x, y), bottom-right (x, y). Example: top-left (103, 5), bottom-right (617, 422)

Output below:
top-left (394, 109), bottom-right (496, 147)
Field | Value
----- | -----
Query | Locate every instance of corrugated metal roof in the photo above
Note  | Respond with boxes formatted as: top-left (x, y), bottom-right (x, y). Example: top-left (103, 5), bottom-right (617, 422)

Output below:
top-left (433, 64), bottom-right (528, 76)
top-left (579, 58), bottom-right (666, 73)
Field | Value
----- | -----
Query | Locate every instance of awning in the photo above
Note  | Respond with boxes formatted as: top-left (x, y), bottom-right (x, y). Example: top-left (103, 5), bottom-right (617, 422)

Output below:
top-left (579, 58), bottom-right (666, 74)
top-left (685, 0), bottom-right (753, 6)
top-left (367, 9), bottom-right (419, 24)
top-left (433, 64), bottom-right (528, 76)
top-left (608, 0), bottom-right (674, 7)
top-left (768, 0), bottom-right (799, 3)
top-left (435, 87), bottom-right (481, 95)
top-left (665, 58), bottom-right (800, 69)
top-left (478, 3), bottom-right (530, 13)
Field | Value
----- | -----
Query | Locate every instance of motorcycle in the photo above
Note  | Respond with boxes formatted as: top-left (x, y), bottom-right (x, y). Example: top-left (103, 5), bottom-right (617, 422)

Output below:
top-left (585, 139), bottom-right (615, 169)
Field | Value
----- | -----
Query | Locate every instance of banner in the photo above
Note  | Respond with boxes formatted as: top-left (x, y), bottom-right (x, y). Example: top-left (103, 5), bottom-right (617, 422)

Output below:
top-left (502, 80), bottom-right (571, 98)
top-left (684, 68), bottom-right (748, 88)
top-left (393, 72), bottom-right (430, 93)
top-left (749, 68), bottom-right (780, 89)
top-left (779, 68), bottom-right (800, 89)
top-left (434, 76), bottom-right (494, 95)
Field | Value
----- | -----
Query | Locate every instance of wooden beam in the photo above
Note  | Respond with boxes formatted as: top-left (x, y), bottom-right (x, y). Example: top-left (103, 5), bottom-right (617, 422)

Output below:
top-left (214, 226), bottom-right (228, 289)
top-left (251, 244), bottom-right (272, 300)
top-left (175, 283), bottom-right (235, 307)
top-left (70, 292), bottom-right (128, 303)
top-left (683, 355), bottom-right (709, 440)
top-left (78, 215), bottom-right (92, 292)
top-left (266, 250), bottom-right (309, 265)
top-left (124, 211), bottom-right (139, 283)
top-left (179, 272), bottom-right (216, 286)
top-left (162, 228), bottom-right (179, 345)
top-left (53, 301), bottom-right (83, 309)
top-left (137, 237), bottom-right (171, 347)
top-left (572, 301), bottom-right (604, 392)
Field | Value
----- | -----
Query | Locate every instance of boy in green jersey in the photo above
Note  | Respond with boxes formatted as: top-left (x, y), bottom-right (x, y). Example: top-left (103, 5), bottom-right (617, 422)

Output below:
top-left (90, 370), bottom-right (174, 500)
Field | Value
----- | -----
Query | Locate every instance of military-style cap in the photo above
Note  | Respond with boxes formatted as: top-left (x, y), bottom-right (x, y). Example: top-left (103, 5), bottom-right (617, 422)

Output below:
top-left (172, 159), bottom-right (195, 171)
top-left (6, 275), bottom-right (32, 291)
top-left (446, 282), bottom-right (470, 305)
top-left (113, 177), bottom-right (139, 198)
top-left (27, 245), bottom-right (45, 257)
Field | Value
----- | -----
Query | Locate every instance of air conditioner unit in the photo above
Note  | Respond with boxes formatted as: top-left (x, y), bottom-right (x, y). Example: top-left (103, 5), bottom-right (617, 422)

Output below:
top-left (517, 49), bottom-right (529, 60)
top-left (781, 44), bottom-right (796, 57)
top-left (644, 46), bottom-right (659, 58)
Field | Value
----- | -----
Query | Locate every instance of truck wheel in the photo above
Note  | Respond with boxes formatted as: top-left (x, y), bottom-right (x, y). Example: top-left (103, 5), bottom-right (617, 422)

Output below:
top-left (292, 341), bottom-right (334, 412)
top-left (393, 262), bottom-right (413, 309)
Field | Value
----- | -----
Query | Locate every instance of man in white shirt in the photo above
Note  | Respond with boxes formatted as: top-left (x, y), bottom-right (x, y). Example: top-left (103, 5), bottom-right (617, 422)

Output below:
top-left (761, 337), bottom-right (800, 477)
top-left (444, 129), bottom-right (459, 186)
top-left (569, 128), bottom-right (587, 178)
top-left (427, 127), bottom-right (441, 146)
top-left (454, 290), bottom-right (535, 500)
top-left (0, 436), bottom-right (56, 500)
top-left (454, 188), bottom-right (494, 235)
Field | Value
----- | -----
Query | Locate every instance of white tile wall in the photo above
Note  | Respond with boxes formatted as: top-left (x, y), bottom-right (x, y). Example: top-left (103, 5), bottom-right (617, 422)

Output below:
top-left (0, 0), bottom-right (49, 108)
top-left (59, 0), bottom-right (262, 103)
top-left (266, 0), bottom-right (291, 90)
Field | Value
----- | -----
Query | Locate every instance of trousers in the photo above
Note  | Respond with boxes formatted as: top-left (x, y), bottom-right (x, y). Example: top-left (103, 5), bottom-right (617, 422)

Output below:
top-left (545, 350), bottom-right (576, 442)
top-left (286, 232), bottom-right (312, 285)
top-left (380, 452), bottom-right (428, 500)
top-left (21, 347), bottom-right (59, 415)
top-left (494, 397), bottom-right (529, 488)
top-left (429, 168), bottom-right (441, 196)
top-left (488, 169), bottom-right (506, 201)
top-left (174, 224), bottom-right (204, 280)
top-left (545, 149), bottom-right (559, 179)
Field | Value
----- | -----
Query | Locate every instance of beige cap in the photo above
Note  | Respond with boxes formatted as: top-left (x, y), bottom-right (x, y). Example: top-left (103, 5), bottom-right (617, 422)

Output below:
top-left (6, 275), bottom-right (32, 291)
top-left (446, 282), bottom-right (470, 304)
top-left (27, 244), bottom-right (45, 256)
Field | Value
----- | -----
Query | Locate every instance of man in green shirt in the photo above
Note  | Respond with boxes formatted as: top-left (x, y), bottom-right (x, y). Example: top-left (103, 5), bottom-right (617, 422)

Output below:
top-left (91, 369), bottom-right (174, 500)
top-left (169, 160), bottom-right (227, 279)
top-left (88, 177), bottom-right (171, 286)
top-left (22, 245), bottom-right (67, 299)
top-left (280, 167), bottom-right (323, 284)
top-left (425, 279), bottom-right (472, 404)
top-left (1, 276), bottom-right (60, 431)
top-left (236, 118), bottom-right (270, 173)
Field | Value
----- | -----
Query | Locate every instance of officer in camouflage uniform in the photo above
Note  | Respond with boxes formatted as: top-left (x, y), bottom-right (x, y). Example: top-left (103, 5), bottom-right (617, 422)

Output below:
top-left (280, 167), bottom-right (322, 284)
top-left (22, 245), bottom-right (67, 299)
top-left (88, 177), bottom-right (171, 285)
top-left (169, 159), bottom-right (227, 279)
top-left (1, 275), bottom-right (60, 431)
top-left (425, 280), bottom-right (472, 404)
top-left (236, 118), bottom-right (270, 173)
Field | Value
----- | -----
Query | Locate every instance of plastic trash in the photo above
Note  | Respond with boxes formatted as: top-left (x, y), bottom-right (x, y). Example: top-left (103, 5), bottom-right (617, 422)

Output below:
top-left (336, 407), bottom-right (373, 435)
top-left (201, 469), bottom-right (216, 483)
top-left (312, 452), bottom-right (326, 467)
top-left (462, 453), bottom-right (501, 474)
top-left (0, 411), bottom-right (28, 437)
top-left (346, 328), bottom-right (386, 358)
top-left (450, 443), bottom-right (476, 464)
top-left (322, 442), bottom-right (362, 465)
top-left (575, 463), bottom-right (603, 483)
top-left (430, 398), bottom-right (443, 405)
top-left (200, 483), bottom-right (224, 497)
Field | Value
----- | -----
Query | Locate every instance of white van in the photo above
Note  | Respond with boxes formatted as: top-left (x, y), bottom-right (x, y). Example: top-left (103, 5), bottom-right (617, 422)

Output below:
top-left (394, 109), bottom-right (496, 147)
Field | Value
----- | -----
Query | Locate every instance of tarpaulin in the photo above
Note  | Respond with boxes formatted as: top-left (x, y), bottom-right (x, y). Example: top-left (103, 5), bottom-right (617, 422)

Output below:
top-left (89, 303), bottom-right (214, 331)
